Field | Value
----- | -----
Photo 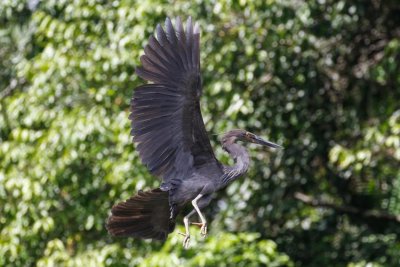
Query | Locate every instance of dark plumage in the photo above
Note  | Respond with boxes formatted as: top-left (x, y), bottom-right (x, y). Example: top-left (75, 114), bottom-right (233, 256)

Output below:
top-left (106, 17), bottom-right (282, 248)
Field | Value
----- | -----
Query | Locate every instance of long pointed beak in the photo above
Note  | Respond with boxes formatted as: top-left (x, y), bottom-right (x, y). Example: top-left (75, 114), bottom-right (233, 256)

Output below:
top-left (253, 135), bottom-right (283, 149)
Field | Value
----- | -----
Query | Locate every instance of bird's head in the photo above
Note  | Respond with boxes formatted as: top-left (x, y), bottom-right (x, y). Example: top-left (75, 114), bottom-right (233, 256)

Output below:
top-left (222, 129), bottom-right (282, 149)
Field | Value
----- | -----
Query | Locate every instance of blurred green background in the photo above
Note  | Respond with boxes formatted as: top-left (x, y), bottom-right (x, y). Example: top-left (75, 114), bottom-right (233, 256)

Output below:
top-left (1, 0), bottom-right (400, 266)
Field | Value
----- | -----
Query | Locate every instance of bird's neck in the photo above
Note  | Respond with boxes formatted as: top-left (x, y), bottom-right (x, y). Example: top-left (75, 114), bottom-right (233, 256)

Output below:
top-left (219, 140), bottom-right (250, 188)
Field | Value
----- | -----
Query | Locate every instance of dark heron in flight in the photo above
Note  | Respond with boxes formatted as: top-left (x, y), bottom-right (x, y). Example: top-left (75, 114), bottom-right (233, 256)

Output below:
top-left (106, 17), bottom-right (281, 248)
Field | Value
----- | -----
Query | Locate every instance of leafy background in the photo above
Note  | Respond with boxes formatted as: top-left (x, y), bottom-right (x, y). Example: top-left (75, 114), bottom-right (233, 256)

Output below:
top-left (1, 0), bottom-right (399, 266)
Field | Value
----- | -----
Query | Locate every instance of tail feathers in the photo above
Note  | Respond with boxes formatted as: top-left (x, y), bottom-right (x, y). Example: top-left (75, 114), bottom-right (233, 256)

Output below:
top-left (106, 188), bottom-right (175, 241)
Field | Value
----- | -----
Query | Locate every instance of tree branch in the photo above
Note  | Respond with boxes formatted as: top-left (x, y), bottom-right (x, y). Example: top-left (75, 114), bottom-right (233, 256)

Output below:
top-left (294, 192), bottom-right (400, 223)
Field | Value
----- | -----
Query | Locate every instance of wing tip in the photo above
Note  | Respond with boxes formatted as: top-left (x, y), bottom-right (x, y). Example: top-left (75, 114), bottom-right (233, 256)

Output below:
top-left (165, 16), bottom-right (199, 35)
top-left (186, 16), bottom-right (192, 28)
top-left (194, 22), bottom-right (200, 34)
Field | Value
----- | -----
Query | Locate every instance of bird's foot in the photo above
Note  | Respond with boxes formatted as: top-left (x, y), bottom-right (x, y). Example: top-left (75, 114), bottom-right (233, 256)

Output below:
top-left (200, 224), bottom-right (207, 237)
top-left (191, 222), bottom-right (207, 237)
top-left (178, 232), bottom-right (191, 249)
top-left (183, 234), bottom-right (191, 249)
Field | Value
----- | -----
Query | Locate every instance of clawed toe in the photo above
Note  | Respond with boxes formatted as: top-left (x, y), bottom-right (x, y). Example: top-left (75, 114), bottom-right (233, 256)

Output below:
top-left (179, 232), bottom-right (191, 249)
top-left (183, 234), bottom-right (191, 249)
top-left (191, 222), bottom-right (207, 237)
top-left (200, 224), bottom-right (207, 237)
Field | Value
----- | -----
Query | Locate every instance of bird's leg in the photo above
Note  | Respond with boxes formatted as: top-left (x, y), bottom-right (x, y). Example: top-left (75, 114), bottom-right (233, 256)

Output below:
top-left (191, 194), bottom-right (207, 237)
top-left (181, 209), bottom-right (195, 249)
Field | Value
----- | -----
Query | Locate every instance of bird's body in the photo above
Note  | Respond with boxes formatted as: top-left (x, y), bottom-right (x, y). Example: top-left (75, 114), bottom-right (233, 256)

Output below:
top-left (170, 168), bottom-right (220, 205)
top-left (106, 17), bottom-right (281, 248)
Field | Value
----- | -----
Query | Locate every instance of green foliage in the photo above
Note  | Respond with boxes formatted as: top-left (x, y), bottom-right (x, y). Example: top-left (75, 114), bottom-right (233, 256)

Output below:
top-left (33, 230), bottom-right (292, 266)
top-left (1, 0), bottom-right (399, 266)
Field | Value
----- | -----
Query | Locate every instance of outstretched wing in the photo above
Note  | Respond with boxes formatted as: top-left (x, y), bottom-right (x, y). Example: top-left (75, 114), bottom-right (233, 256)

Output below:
top-left (130, 17), bottom-right (219, 189)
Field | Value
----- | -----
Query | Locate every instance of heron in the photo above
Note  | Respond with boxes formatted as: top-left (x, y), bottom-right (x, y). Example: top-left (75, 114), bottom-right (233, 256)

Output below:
top-left (106, 17), bottom-right (282, 249)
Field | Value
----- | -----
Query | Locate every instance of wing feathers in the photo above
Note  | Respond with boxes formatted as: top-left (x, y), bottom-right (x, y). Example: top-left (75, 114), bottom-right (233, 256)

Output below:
top-left (131, 17), bottom-right (218, 187)
top-left (165, 18), bottom-right (178, 46)
top-left (148, 36), bottom-right (180, 69)
top-left (175, 17), bottom-right (185, 44)
top-left (185, 17), bottom-right (193, 67)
